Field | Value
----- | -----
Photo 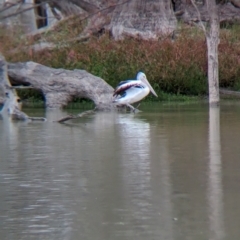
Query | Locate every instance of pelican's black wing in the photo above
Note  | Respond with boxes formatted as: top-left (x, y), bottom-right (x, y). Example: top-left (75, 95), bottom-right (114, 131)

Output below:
top-left (113, 80), bottom-right (142, 97)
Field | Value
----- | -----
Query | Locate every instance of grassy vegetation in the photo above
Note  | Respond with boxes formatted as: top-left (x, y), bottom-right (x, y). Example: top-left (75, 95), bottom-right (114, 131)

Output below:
top-left (1, 21), bottom-right (240, 103)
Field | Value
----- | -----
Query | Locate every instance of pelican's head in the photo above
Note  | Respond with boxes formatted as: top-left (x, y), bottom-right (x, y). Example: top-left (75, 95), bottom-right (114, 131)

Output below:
top-left (136, 72), bottom-right (158, 97)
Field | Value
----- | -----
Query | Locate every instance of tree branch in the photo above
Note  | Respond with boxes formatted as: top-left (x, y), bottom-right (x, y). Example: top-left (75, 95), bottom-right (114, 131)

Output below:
top-left (0, 0), bottom-right (22, 14)
top-left (0, 1), bottom-right (49, 21)
top-left (190, 0), bottom-right (207, 36)
top-left (69, 0), bottom-right (99, 14)
top-left (55, 109), bottom-right (96, 123)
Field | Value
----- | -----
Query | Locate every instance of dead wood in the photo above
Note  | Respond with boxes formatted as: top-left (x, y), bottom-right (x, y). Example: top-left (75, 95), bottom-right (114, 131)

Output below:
top-left (220, 88), bottom-right (240, 98)
top-left (7, 61), bottom-right (115, 110)
top-left (7, 1), bottom-right (240, 54)
top-left (180, 3), bottom-right (240, 24)
top-left (0, 53), bottom-right (46, 121)
top-left (1, 55), bottom-right (115, 122)
top-left (230, 0), bottom-right (240, 8)
top-left (55, 109), bottom-right (96, 123)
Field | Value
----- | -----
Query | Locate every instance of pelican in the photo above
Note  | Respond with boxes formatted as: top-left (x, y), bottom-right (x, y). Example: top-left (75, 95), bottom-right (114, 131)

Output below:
top-left (113, 72), bottom-right (158, 112)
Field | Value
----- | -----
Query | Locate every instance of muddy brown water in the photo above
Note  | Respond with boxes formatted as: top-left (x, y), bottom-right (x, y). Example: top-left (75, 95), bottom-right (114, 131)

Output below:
top-left (1, 101), bottom-right (240, 240)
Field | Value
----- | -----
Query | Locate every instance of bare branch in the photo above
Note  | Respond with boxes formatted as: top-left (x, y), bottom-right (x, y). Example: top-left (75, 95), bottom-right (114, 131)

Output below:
top-left (29, 116), bottom-right (47, 121)
top-left (190, 0), bottom-right (207, 36)
top-left (80, 0), bottom-right (131, 19)
top-left (0, 0), bottom-right (22, 14)
top-left (55, 109), bottom-right (96, 123)
top-left (0, 1), bottom-right (48, 21)
top-left (48, 2), bottom-right (62, 20)
top-left (11, 86), bottom-right (34, 89)
top-left (69, 0), bottom-right (99, 14)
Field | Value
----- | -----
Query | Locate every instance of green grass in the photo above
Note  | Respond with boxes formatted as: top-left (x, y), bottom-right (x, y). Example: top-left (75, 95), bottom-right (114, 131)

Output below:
top-left (19, 90), bottom-right (199, 109)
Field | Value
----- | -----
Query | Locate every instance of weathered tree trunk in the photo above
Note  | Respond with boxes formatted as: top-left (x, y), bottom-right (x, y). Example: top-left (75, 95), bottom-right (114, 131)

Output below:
top-left (190, 0), bottom-right (220, 105)
top-left (44, 0), bottom-right (178, 40)
top-left (7, 61), bottom-right (115, 110)
top-left (208, 105), bottom-right (224, 240)
top-left (0, 54), bottom-right (29, 121)
top-left (206, 0), bottom-right (220, 105)
top-left (110, 0), bottom-right (177, 40)
top-left (2, 0), bottom-right (240, 42)
top-left (0, 0), bottom-right (38, 33)
top-left (20, 0), bottom-right (38, 33)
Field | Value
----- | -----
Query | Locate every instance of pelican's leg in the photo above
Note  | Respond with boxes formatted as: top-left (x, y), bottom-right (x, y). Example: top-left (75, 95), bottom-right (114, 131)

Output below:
top-left (126, 103), bottom-right (135, 111)
top-left (126, 104), bottom-right (141, 113)
top-left (135, 103), bottom-right (141, 109)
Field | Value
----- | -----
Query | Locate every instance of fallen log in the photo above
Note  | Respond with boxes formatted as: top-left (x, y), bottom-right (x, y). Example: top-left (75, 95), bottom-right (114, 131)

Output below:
top-left (220, 88), bottom-right (240, 98)
top-left (7, 61), bottom-right (115, 110)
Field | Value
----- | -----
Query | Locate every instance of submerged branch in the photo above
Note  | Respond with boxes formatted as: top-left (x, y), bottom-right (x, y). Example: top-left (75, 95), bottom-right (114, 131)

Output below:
top-left (55, 109), bottom-right (96, 123)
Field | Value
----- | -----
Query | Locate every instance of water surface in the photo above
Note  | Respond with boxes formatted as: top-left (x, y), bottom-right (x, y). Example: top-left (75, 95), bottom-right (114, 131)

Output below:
top-left (1, 101), bottom-right (240, 240)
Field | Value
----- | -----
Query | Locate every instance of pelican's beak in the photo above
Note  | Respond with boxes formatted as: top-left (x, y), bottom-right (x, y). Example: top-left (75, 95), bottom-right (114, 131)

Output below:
top-left (145, 78), bottom-right (158, 97)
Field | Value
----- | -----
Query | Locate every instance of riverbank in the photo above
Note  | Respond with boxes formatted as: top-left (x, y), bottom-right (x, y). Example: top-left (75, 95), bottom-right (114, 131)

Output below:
top-left (1, 23), bottom-right (240, 103)
top-left (14, 91), bottom-right (200, 110)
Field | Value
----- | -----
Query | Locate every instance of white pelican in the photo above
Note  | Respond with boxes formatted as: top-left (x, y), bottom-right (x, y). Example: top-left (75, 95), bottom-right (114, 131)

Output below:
top-left (113, 72), bottom-right (158, 112)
